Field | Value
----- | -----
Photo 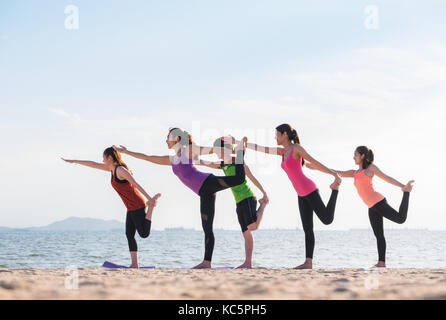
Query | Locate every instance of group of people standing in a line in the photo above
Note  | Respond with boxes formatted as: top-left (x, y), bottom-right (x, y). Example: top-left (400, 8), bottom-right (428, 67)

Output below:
top-left (62, 123), bottom-right (414, 269)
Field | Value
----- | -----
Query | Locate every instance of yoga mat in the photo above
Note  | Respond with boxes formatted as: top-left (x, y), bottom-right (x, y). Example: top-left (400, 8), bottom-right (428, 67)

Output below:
top-left (178, 266), bottom-right (234, 270)
top-left (102, 261), bottom-right (155, 269)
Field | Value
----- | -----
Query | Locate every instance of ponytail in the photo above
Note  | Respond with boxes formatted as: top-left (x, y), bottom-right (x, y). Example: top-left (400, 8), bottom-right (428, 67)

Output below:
top-left (103, 147), bottom-right (132, 174)
top-left (169, 127), bottom-right (194, 146)
top-left (289, 129), bottom-right (300, 144)
top-left (276, 123), bottom-right (304, 166)
top-left (356, 146), bottom-right (374, 169)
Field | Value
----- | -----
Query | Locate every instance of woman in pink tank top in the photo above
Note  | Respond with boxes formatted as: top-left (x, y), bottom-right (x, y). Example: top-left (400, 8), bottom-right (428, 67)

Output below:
top-left (113, 128), bottom-right (248, 269)
top-left (240, 123), bottom-right (342, 270)
top-left (307, 146), bottom-right (415, 268)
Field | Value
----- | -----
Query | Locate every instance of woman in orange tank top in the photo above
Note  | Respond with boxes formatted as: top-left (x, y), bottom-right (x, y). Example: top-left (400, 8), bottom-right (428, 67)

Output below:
top-left (307, 146), bottom-right (414, 268)
top-left (62, 147), bottom-right (161, 268)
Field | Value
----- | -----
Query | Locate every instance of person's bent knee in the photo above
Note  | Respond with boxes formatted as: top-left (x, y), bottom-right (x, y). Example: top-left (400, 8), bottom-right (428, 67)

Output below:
top-left (247, 223), bottom-right (258, 231)
top-left (396, 217), bottom-right (407, 224)
top-left (140, 231), bottom-right (150, 238)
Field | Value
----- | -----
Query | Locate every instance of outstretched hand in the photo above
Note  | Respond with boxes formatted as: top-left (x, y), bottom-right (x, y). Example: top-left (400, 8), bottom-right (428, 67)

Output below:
top-left (61, 158), bottom-right (75, 164)
top-left (333, 173), bottom-right (342, 186)
top-left (113, 145), bottom-right (128, 153)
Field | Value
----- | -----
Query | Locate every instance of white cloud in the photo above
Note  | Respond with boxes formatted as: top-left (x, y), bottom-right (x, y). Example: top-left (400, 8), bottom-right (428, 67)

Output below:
top-left (50, 108), bottom-right (81, 121)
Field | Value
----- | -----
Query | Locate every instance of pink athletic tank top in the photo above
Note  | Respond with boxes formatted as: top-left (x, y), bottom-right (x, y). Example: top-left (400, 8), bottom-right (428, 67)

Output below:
top-left (353, 170), bottom-right (385, 208)
top-left (281, 145), bottom-right (318, 197)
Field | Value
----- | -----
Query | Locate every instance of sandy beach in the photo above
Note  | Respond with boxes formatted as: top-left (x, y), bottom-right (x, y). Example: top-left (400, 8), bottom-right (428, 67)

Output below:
top-left (0, 268), bottom-right (445, 300)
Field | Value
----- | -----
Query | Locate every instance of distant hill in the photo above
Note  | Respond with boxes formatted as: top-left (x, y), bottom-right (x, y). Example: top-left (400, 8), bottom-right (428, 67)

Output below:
top-left (0, 217), bottom-right (124, 232)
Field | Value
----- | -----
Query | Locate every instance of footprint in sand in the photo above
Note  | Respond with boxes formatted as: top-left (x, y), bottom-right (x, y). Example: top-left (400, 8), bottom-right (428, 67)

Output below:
top-left (79, 281), bottom-right (105, 287)
top-left (333, 278), bottom-right (350, 283)
top-left (0, 281), bottom-right (16, 290)
top-left (333, 286), bottom-right (349, 292)
top-left (243, 284), bottom-right (268, 295)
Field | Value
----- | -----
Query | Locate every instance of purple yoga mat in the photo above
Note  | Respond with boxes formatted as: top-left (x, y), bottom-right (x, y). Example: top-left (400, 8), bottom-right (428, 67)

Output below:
top-left (102, 261), bottom-right (155, 269)
top-left (178, 266), bottom-right (234, 270)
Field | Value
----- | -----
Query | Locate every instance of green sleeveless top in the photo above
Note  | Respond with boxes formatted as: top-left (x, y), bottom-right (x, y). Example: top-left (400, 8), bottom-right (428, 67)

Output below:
top-left (221, 159), bottom-right (255, 203)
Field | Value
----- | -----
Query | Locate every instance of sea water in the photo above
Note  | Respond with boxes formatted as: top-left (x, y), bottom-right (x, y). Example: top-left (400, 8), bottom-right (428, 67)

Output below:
top-left (0, 229), bottom-right (444, 269)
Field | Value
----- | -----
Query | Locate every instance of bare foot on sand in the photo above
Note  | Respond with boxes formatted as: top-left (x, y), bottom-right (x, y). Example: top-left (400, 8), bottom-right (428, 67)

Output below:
top-left (294, 259), bottom-right (313, 270)
top-left (192, 261), bottom-right (212, 269)
top-left (236, 262), bottom-right (252, 269)
top-left (373, 261), bottom-right (386, 268)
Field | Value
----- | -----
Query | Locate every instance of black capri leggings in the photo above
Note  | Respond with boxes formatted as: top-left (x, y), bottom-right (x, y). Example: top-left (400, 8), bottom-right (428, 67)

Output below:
top-left (298, 189), bottom-right (339, 259)
top-left (198, 150), bottom-right (245, 262)
top-left (368, 192), bottom-right (410, 262)
top-left (126, 207), bottom-right (152, 252)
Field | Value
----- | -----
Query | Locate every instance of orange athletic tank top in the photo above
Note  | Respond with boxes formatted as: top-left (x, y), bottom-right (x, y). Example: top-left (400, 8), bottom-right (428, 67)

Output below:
top-left (111, 166), bottom-right (146, 212)
top-left (353, 169), bottom-right (385, 208)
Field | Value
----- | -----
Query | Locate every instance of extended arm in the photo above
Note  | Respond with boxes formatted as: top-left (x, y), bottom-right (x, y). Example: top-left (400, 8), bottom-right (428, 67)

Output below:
top-left (296, 145), bottom-right (341, 184)
top-left (197, 159), bottom-right (222, 170)
top-left (113, 145), bottom-right (171, 166)
top-left (185, 143), bottom-right (227, 158)
top-left (371, 164), bottom-right (405, 188)
top-left (245, 164), bottom-right (268, 199)
top-left (227, 136), bottom-right (282, 156)
top-left (305, 163), bottom-right (355, 178)
top-left (61, 158), bottom-right (109, 171)
top-left (116, 167), bottom-right (156, 204)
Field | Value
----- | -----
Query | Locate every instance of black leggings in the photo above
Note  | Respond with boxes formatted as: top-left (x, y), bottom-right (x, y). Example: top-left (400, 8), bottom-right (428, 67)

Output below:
top-left (198, 150), bottom-right (245, 262)
top-left (298, 189), bottom-right (339, 259)
top-left (125, 207), bottom-right (151, 252)
top-left (368, 192), bottom-right (410, 262)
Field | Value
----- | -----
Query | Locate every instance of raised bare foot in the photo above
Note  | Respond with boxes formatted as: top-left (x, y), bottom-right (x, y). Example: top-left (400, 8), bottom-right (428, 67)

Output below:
top-left (402, 180), bottom-right (415, 192)
top-left (330, 182), bottom-right (340, 190)
top-left (192, 261), bottom-right (212, 269)
top-left (146, 193), bottom-right (161, 220)
top-left (236, 262), bottom-right (252, 269)
top-left (253, 197), bottom-right (268, 229)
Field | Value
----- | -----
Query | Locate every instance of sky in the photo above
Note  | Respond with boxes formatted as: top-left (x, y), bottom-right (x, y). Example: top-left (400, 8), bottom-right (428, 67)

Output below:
top-left (1, 0), bottom-right (446, 230)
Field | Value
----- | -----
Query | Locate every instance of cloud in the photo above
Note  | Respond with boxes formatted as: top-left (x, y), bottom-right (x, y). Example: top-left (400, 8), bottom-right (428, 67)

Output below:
top-left (216, 46), bottom-right (446, 140)
top-left (287, 47), bottom-right (446, 113)
top-left (50, 108), bottom-right (81, 121)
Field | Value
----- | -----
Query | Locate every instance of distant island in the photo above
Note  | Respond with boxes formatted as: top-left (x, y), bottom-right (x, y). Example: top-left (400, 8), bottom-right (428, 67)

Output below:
top-left (0, 217), bottom-right (124, 232)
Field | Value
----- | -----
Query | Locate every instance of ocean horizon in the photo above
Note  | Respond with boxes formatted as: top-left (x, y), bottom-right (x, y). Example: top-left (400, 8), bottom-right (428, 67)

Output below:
top-left (1, 229), bottom-right (444, 270)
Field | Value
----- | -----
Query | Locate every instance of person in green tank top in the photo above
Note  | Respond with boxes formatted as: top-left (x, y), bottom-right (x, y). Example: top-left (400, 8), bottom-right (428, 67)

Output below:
top-left (199, 136), bottom-right (269, 269)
